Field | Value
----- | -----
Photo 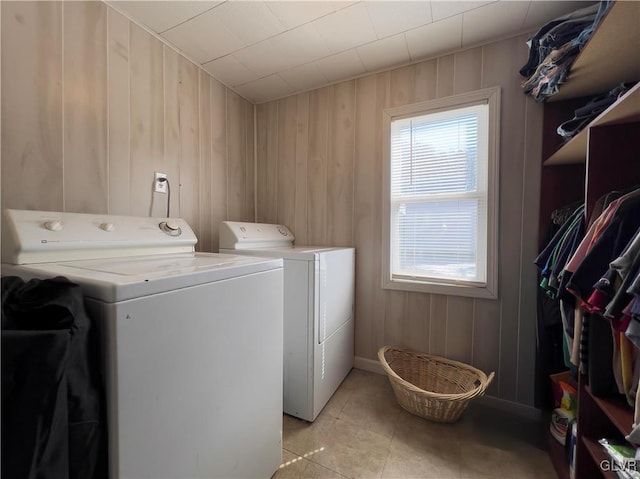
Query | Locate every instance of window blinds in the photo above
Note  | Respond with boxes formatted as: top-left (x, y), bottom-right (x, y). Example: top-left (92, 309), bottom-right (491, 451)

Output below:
top-left (389, 103), bottom-right (489, 284)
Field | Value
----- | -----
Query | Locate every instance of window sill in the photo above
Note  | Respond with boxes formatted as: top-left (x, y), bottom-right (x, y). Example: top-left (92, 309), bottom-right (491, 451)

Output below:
top-left (383, 278), bottom-right (498, 299)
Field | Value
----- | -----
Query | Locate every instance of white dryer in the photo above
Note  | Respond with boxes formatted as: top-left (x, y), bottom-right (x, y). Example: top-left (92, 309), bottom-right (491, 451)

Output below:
top-left (2, 209), bottom-right (284, 479)
top-left (219, 221), bottom-right (354, 422)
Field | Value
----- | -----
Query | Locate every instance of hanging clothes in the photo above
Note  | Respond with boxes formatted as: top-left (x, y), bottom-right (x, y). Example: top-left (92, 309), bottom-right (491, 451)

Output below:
top-left (566, 190), bottom-right (640, 310)
top-left (562, 189), bottom-right (640, 406)
top-left (534, 202), bottom-right (584, 408)
top-left (535, 188), bottom-right (640, 409)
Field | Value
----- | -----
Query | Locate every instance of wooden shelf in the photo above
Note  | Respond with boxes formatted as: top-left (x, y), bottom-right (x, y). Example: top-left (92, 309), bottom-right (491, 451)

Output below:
top-left (544, 83), bottom-right (640, 165)
top-left (548, 432), bottom-right (571, 479)
top-left (582, 436), bottom-right (618, 479)
top-left (549, 1), bottom-right (640, 102)
top-left (586, 386), bottom-right (634, 437)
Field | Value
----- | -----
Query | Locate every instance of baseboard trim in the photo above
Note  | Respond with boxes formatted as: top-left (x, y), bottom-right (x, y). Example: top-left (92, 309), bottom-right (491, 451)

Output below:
top-left (475, 395), bottom-right (542, 422)
top-left (354, 355), bottom-right (542, 422)
top-left (354, 356), bottom-right (385, 375)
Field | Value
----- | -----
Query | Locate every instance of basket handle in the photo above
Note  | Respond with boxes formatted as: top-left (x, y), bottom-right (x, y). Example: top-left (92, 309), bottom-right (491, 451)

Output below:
top-left (480, 371), bottom-right (495, 393)
top-left (466, 371), bottom-right (495, 400)
top-left (377, 346), bottom-right (404, 382)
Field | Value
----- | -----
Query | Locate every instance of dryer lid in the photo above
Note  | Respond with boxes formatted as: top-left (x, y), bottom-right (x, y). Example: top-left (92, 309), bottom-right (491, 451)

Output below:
top-left (220, 221), bottom-right (294, 250)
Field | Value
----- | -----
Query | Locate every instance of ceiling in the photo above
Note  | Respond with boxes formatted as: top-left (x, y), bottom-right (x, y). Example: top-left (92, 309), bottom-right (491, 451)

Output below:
top-left (108, 0), bottom-right (594, 103)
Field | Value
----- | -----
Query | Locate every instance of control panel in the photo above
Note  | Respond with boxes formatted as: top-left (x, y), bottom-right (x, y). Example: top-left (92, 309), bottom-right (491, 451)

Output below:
top-left (219, 221), bottom-right (295, 250)
top-left (1, 209), bottom-right (197, 264)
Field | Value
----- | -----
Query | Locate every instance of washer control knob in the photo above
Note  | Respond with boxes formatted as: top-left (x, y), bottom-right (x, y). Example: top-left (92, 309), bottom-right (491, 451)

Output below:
top-left (278, 227), bottom-right (288, 236)
top-left (159, 221), bottom-right (182, 236)
top-left (44, 220), bottom-right (63, 231)
top-left (100, 222), bottom-right (114, 232)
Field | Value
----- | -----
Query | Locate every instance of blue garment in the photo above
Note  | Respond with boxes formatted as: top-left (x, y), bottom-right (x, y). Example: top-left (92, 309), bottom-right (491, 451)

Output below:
top-left (535, 204), bottom-right (585, 298)
top-left (557, 82), bottom-right (637, 139)
top-left (520, 1), bottom-right (613, 101)
top-left (520, 3), bottom-right (598, 77)
top-left (572, 0), bottom-right (614, 49)
top-left (538, 18), bottom-right (594, 62)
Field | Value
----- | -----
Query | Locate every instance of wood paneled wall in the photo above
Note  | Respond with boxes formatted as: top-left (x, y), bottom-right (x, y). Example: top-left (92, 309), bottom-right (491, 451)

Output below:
top-left (1, 1), bottom-right (255, 253)
top-left (1, 1), bottom-right (544, 406)
top-left (256, 36), bottom-right (544, 405)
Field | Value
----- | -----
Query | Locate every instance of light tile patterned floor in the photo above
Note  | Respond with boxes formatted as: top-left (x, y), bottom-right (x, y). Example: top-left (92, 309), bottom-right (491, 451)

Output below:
top-left (273, 369), bottom-right (555, 479)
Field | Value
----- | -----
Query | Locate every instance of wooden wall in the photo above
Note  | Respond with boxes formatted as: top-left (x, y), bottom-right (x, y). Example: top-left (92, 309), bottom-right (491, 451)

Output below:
top-left (256, 35), bottom-right (544, 405)
top-left (1, 1), bottom-right (255, 253)
top-left (1, 1), bottom-right (544, 406)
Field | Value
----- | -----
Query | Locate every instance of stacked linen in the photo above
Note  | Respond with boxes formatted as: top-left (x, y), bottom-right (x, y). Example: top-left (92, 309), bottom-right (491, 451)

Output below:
top-left (556, 82), bottom-right (637, 141)
top-left (520, 1), bottom-right (613, 102)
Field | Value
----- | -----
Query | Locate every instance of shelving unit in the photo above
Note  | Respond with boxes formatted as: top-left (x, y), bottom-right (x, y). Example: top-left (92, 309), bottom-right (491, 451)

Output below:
top-left (574, 382), bottom-right (634, 479)
top-left (548, 1), bottom-right (640, 102)
top-left (545, 83), bottom-right (640, 166)
top-left (535, 1), bottom-right (640, 478)
top-left (549, 436), bottom-right (571, 479)
top-left (582, 437), bottom-right (618, 479)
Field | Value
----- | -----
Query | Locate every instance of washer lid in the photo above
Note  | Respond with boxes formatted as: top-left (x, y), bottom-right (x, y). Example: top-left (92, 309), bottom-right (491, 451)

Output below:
top-left (60, 254), bottom-right (247, 276)
top-left (2, 253), bottom-right (283, 303)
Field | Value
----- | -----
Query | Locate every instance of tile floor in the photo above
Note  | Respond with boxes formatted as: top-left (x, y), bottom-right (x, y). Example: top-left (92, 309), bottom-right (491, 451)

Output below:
top-left (273, 368), bottom-right (556, 479)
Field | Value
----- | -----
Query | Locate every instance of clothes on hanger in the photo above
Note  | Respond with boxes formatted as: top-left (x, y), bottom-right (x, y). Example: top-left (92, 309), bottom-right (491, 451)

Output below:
top-left (535, 203), bottom-right (585, 381)
top-left (536, 187), bottom-right (640, 413)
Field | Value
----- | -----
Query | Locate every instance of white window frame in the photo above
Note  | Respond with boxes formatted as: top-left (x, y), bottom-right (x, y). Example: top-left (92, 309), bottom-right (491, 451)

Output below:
top-left (382, 87), bottom-right (500, 299)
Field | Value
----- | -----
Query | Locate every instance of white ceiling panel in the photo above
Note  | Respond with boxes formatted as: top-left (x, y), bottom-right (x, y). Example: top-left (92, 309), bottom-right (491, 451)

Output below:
top-left (462, 1), bottom-right (530, 47)
top-left (109, 1), bottom-right (221, 33)
top-left (235, 74), bottom-right (295, 104)
top-left (314, 49), bottom-right (366, 83)
top-left (357, 34), bottom-right (410, 72)
top-left (279, 63), bottom-right (330, 91)
top-left (268, 24), bottom-right (331, 66)
top-left (312, 2), bottom-right (378, 53)
top-left (211, 1), bottom-right (287, 46)
top-left (202, 54), bottom-right (259, 87)
top-left (523, 1), bottom-right (597, 30)
top-left (405, 14), bottom-right (463, 61)
top-left (161, 9), bottom-right (244, 63)
top-left (111, 0), bottom-right (596, 103)
top-left (365, 1), bottom-right (432, 40)
top-left (265, 1), bottom-right (345, 30)
top-left (431, 0), bottom-right (496, 22)
top-left (233, 40), bottom-right (297, 79)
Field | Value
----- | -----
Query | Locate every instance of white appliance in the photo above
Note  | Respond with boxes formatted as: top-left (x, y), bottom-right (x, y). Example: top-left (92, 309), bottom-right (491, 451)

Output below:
top-left (1, 209), bottom-right (284, 479)
top-left (219, 221), bottom-right (354, 422)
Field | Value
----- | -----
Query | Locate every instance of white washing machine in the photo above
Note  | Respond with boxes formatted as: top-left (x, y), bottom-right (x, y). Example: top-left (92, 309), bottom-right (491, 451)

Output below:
top-left (1, 209), bottom-right (284, 479)
top-left (219, 221), bottom-right (354, 422)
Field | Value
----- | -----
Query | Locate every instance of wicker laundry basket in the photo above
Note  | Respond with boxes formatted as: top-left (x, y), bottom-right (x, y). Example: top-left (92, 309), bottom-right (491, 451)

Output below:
top-left (378, 346), bottom-right (495, 423)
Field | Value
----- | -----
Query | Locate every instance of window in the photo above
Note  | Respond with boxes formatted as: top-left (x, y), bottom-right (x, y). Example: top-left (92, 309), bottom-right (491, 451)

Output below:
top-left (382, 88), bottom-right (500, 298)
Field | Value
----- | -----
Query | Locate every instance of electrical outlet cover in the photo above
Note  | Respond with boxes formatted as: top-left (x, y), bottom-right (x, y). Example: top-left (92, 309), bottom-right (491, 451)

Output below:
top-left (154, 172), bottom-right (168, 193)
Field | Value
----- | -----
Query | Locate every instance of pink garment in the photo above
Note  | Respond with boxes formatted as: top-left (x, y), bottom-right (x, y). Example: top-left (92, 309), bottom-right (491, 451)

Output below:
top-left (564, 202), bottom-right (620, 274)
top-left (565, 188), bottom-right (640, 274)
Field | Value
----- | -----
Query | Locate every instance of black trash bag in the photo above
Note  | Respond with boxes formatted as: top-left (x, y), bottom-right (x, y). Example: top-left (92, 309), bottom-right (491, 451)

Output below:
top-left (1, 276), bottom-right (107, 479)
